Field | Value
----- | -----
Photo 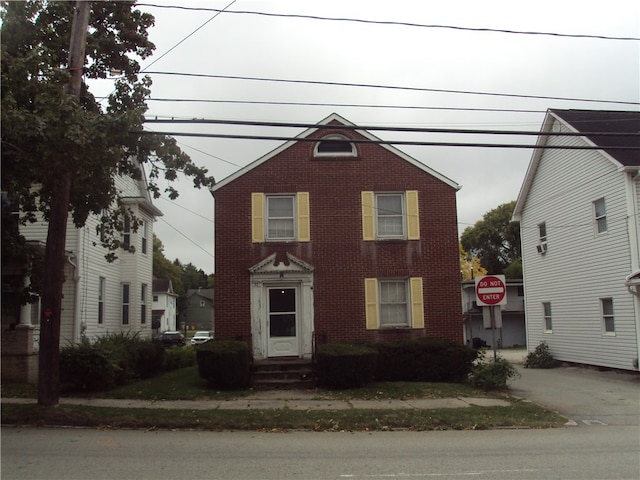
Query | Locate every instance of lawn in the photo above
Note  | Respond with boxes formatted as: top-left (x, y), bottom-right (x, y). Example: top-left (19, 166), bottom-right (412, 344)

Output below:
top-left (0, 366), bottom-right (568, 431)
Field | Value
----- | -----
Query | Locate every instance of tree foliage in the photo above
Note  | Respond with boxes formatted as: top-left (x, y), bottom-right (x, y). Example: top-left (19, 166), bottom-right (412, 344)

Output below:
top-left (459, 243), bottom-right (487, 281)
top-left (1, 0), bottom-right (214, 262)
top-left (460, 201), bottom-right (521, 277)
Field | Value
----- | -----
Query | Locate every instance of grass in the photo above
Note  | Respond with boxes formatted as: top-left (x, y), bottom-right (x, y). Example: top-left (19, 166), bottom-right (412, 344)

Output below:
top-left (1, 366), bottom-right (568, 431)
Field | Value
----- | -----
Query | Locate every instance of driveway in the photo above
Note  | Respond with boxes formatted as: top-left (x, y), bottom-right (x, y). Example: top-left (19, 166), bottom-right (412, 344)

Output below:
top-left (509, 363), bottom-right (640, 427)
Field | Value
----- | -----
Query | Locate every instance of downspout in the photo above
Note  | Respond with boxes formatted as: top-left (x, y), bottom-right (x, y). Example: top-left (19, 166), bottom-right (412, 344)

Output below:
top-left (625, 170), bottom-right (640, 369)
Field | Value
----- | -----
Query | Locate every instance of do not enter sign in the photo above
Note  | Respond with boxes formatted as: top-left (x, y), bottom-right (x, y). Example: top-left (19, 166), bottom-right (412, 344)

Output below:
top-left (475, 275), bottom-right (507, 306)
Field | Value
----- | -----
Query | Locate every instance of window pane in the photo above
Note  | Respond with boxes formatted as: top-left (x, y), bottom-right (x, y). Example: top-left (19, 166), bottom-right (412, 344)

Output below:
top-left (602, 298), bottom-right (613, 315)
top-left (594, 198), bottom-right (606, 217)
top-left (268, 197), bottom-right (293, 217)
top-left (597, 217), bottom-right (607, 234)
top-left (604, 317), bottom-right (615, 332)
top-left (379, 281), bottom-right (408, 326)
top-left (268, 219), bottom-right (294, 238)
top-left (538, 223), bottom-right (547, 241)
top-left (376, 194), bottom-right (404, 237)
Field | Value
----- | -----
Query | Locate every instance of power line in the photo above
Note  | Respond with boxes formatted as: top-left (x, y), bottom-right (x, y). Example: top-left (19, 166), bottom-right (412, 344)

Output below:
top-left (146, 97), bottom-right (547, 116)
top-left (132, 130), bottom-right (640, 150)
top-left (137, 3), bottom-right (640, 41)
top-left (143, 117), bottom-right (640, 138)
top-left (142, 71), bottom-right (640, 106)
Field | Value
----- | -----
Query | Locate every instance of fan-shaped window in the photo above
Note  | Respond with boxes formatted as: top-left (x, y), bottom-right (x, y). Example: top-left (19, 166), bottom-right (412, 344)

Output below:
top-left (314, 135), bottom-right (357, 157)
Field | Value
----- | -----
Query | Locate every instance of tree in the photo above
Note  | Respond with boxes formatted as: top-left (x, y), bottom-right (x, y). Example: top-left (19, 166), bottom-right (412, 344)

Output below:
top-left (1, 1), bottom-right (214, 405)
top-left (459, 243), bottom-right (487, 281)
top-left (152, 235), bottom-right (183, 294)
top-left (460, 201), bottom-right (521, 277)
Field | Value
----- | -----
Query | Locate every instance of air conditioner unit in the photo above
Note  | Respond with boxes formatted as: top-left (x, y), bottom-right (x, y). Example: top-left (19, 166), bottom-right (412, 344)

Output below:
top-left (536, 243), bottom-right (548, 254)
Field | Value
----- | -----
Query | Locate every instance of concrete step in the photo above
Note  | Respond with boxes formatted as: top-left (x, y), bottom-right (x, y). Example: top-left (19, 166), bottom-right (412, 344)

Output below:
top-left (252, 359), bottom-right (315, 388)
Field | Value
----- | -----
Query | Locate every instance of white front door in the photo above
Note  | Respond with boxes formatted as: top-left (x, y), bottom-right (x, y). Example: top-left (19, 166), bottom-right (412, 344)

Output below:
top-left (267, 287), bottom-right (299, 357)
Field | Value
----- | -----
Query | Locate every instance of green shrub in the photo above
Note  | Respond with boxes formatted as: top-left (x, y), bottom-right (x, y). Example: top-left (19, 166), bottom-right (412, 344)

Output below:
top-left (164, 346), bottom-right (197, 371)
top-left (372, 338), bottom-right (477, 382)
top-left (469, 356), bottom-right (520, 391)
top-left (316, 343), bottom-right (378, 389)
top-left (196, 340), bottom-right (251, 389)
top-left (524, 341), bottom-right (558, 369)
top-left (130, 340), bottom-right (166, 379)
top-left (92, 331), bottom-right (165, 382)
top-left (59, 344), bottom-right (116, 392)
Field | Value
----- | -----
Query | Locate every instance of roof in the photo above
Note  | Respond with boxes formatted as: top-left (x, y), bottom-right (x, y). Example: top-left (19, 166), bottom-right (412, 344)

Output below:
top-left (550, 109), bottom-right (640, 167)
top-left (513, 109), bottom-right (640, 220)
top-left (187, 288), bottom-right (214, 301)
top-left (210, 113), bottom-right (460, 192)
top-left (153, 277), bottom-right (176, 295)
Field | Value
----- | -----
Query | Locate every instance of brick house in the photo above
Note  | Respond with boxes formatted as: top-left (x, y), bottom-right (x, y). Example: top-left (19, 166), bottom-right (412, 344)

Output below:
top-left (210, 114), bottom-right (462, 360)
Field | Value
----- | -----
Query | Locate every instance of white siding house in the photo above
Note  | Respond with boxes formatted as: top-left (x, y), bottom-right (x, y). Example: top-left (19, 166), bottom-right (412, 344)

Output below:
top-left (152, 277), bottom-right (178, 333)
top-left (18, 169), bottom-right (162, 346)
top-left (513, 109), bottom-right (640, 371)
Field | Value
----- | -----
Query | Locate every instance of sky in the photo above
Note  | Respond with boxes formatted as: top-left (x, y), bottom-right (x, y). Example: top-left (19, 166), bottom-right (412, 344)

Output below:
top-left (90, 0), bottom-right (640, 274)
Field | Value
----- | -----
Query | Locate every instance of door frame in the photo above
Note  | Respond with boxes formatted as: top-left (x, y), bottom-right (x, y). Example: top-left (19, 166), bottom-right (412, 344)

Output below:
top-left (249, 253), bottom-right (314, 360)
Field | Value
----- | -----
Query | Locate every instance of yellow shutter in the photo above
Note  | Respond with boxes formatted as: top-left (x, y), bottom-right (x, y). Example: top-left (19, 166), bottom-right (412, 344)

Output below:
top-left (297, 192), bottom-right (310, 242)
top-left (361, 191), bottom-right (375, 241)
top-left (365, 278), bottom-right (379, 330)
top-left (410, 277), bottom-right (425, 329)
top-left (251, 193), bottom-right (264, 243)
top-left (406, 190), bottom-right (420, 240)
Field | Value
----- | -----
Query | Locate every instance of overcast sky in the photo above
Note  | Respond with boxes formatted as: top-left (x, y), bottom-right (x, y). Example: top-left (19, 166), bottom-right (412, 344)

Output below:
top-left (92, 0), bottom-right (639, 274)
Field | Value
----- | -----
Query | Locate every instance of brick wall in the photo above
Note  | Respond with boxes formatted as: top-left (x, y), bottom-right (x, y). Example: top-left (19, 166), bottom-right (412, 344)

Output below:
top-left (213, 125), bottom-right (462, 347)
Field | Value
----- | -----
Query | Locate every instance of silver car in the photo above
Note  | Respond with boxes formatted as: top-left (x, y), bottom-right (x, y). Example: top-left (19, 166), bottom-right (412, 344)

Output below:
top-left (190, 331), bottom-right (214, 346)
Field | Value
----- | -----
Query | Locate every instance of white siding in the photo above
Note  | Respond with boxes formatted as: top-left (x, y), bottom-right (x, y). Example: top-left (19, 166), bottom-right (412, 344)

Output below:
top-left (20, 171), bottom-right (158, 346)
top-left (520, 121), bottom-right (639, 370)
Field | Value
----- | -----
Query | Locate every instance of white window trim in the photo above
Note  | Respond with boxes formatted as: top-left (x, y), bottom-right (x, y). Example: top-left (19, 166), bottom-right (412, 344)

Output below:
top-left (601, 297), bottom-right (615, 336)
top-left (141, 283), bottom-right (147, 324)
top-left (378, 279), bottom-right (410, 328)
top-left (593, 198), bottom-right (607, 235)
top-left (121, 283), bottom-right (130, 325)
top-left (266, 194), bottom-right (296, 241)
top-left (98, 277), bottom-right (105, 325)
top-left (375, 192), bottom-right (406, 240)
top-left (542, 302), bottom-right (552, 333)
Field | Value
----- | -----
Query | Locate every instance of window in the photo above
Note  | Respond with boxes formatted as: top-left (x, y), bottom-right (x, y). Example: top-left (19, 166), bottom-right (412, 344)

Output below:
top-left (123, 215), bottom-right (131, 250)
top-left (200, 300), bottom-right (205, 308)
top-left (365, 278), bottom-right (424, 329)
top-left (602, 298), bottom-right (615, 334)
top-left (314, 135), bottom-right (357, 157)
top-left (361, 191), bottom-right (420, 240)
top-left (543, 302), bottom-right (552, 332)
top-left (121, 284), bottom-right (130, 325)
top-left (537, 222), bottom-right (548, 254)
top-left (99, 209), bottom-right (108, 243)
top-left (594, 198), bottom-right (607, 234)
top-left (98, 277), bottom-right (105, 325)
top-left (379, 280), bottom-right (409, 326)
top-left (141, 284), bottom-right (147, 324)
top-left (153, 295), bottom-right (158, 302)
top-left (251, 192), bottom-right (310, 243)
top-left (141, 221), bottom-right (148, 254)
top-left (267, 195), bottom-right (295, 240)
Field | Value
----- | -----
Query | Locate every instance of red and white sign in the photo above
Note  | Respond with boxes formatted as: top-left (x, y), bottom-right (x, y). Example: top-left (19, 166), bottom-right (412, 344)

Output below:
top-left (475, 275), bottom-right (507, 306)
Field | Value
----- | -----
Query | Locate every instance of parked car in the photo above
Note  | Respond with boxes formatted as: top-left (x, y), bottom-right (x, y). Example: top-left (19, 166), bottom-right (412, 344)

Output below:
top-left (190, 331), bottom-right (214, 346)
top-left (158, 331), bottom-right (186, 347)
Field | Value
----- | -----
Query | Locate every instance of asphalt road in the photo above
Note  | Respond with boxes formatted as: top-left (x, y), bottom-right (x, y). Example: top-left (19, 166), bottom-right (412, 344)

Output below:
top-left (2, 426), bottom-right (639, 480)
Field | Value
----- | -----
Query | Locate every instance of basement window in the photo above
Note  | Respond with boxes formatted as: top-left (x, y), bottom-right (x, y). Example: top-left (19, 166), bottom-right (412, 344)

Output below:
top-left (314, 135), bottom-right (357, 157)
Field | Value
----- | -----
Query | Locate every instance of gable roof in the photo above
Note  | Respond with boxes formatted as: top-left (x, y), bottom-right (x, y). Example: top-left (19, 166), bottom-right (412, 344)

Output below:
top-left (210, 113), bottom-right (460, 192)
top-left (551, 109), bottom-right (640, 167)
top-left (153, 277), bottom-right (176, 295)
top-left (513, 109), bottom-right (640, 220)
top-left (187, 288), bottom-right (214, 301)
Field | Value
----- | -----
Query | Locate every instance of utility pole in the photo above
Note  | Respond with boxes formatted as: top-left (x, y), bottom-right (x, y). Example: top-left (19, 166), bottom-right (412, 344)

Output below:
top-left (38, 1), bottom-right (91, 407)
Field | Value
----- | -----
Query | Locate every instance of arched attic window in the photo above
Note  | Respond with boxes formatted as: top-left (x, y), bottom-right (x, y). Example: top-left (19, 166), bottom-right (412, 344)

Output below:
top-left (314, 134), bottom-right (357, 157)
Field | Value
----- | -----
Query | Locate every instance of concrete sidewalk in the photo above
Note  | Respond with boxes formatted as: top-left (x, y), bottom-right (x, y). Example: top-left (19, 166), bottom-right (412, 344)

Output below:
top-left (1, 390), bottom-right (510, 411)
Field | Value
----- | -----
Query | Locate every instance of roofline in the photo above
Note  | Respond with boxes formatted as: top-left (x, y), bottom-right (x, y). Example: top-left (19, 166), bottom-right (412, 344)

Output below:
top-left (210, 113), bottom-right (460, 192)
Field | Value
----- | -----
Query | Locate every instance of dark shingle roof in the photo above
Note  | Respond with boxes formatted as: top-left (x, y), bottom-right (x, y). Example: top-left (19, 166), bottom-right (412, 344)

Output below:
top-left (550, 109), bottom-right (640, 167)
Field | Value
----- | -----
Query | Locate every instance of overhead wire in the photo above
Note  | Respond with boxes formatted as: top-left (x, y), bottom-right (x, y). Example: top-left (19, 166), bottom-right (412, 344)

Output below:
top-left (142, 71), bottom-right (640, 106)
top-left (136, 4), bottom-right (640, 41)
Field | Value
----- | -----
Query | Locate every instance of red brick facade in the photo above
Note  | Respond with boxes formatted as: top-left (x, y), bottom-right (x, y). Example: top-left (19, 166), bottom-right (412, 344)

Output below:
top-left (212, 116), bottom-right (462, 356)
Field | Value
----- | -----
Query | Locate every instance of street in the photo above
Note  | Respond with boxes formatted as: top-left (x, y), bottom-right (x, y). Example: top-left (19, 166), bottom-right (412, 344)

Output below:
top-left (2, 426), bottom-right (639, 480)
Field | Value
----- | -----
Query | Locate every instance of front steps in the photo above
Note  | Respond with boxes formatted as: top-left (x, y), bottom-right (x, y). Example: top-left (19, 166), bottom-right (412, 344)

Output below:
top-left (251, 358), bottom-right (315, 389)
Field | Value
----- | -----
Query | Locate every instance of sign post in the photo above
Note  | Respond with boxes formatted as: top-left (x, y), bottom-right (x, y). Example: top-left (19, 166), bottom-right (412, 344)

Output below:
top-left (475, 275), bottom-right (507, 360)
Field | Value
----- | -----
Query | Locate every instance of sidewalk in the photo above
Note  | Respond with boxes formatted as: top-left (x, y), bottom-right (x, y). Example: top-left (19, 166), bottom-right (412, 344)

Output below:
top-left (1, 389), bottom-right (510, 411)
